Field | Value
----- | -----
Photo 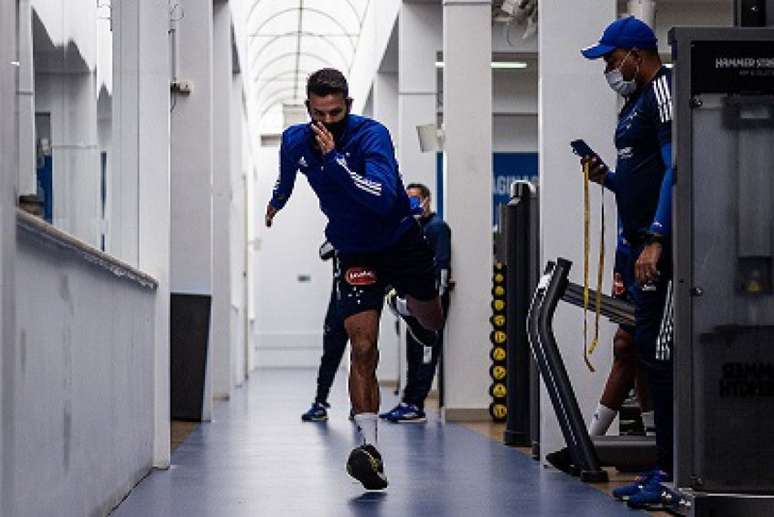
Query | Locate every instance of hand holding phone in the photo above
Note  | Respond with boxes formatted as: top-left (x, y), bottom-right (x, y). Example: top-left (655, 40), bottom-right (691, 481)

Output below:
top-left (571, 139), bottom-right (608, 184)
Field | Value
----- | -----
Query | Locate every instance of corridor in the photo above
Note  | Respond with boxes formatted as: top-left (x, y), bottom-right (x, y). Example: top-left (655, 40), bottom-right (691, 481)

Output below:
top-left (112, 369), bottom-right (642, 517)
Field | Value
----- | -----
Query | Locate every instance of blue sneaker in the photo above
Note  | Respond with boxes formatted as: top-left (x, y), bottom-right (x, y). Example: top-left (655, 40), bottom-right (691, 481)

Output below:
top-left (380, 402), bottom-right (427, 423)
top-left (626, 474), bottom-right (669, 510)
top-left (612, 469), bottom-right (661, 500)
top-left (301, 401), bottom-right (329, 422)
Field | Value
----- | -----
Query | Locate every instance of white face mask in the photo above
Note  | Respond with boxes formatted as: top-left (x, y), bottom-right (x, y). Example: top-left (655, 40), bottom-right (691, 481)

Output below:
top-left (605, 51), bottom-right (638, 97)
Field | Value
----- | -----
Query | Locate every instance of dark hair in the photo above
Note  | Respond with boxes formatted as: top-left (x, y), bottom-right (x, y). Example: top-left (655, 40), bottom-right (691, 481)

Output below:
top-left (406, 183), bottom-right (431, 199)
top-left (307, 68), bottom-right (349, 99)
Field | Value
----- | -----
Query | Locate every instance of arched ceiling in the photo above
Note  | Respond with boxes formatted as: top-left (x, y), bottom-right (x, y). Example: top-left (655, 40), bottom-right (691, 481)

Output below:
top-left (247, 0), bottom-right (370, 127)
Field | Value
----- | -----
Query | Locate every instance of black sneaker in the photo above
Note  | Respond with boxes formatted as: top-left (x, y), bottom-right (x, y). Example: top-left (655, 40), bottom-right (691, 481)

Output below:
top-left (346, 444), bottom-right (389, 490)
top-left (545, 447), bottom-right (577, 476)
top-left (385, 290), bottom-right (438, 348)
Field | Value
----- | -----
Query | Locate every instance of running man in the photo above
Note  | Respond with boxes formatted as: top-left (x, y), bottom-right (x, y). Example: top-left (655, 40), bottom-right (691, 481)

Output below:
top-left (265, 68), bottom-right (444, 490)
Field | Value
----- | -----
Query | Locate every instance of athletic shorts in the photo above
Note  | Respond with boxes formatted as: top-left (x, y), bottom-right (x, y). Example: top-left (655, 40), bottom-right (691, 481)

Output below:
top-left (335, 221), bottom-right (437, 320)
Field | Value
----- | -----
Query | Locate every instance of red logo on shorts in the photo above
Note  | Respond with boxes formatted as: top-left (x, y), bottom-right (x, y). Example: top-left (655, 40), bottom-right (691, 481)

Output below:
top-left (613, 272), bottom-right (625, 297)
top-left (345, 267), bottom-right (378, 286)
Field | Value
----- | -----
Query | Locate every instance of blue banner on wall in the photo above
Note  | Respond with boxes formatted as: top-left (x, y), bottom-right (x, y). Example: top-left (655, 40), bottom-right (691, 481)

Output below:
top-left (435, 152), bottom-right (538, 226)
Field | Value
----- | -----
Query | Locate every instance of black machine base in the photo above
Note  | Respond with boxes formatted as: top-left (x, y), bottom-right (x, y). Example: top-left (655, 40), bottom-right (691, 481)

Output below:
top-left (503, 430), bottom-right (531, 447)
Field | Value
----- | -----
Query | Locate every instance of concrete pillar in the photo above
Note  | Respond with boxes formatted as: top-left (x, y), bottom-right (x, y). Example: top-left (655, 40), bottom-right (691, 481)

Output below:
top-left (373, 72), bottom-right (398, 141)
top-left (1, 1), bottom-right (18, 511)
top-left (212, 1), bottom-right (233, 400)
top-left (113, 0), bottom-right (173, 468)
top-left (17, 0), bottom-right (36, 197)
top-left (538, 0), bottom-right (618, 462)
top-left (372, 70), bottom-right (401, 382)
top-left (171, 0), bottom-right (215, 420)
top-left (628, 0), bottom-right (656, 25)
top-left (441, 0), bottom-right (492, 421)
top-left (398, 1), bottom-right (442, 197)
top-left (50, 73), bottom-right (100, 247)
top-left (230, 73), bottom-right (247, 387)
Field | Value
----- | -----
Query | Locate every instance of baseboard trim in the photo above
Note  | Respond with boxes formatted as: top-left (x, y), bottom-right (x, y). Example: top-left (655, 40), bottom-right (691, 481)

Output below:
top-left (443, 408), bottom-right (489, 422)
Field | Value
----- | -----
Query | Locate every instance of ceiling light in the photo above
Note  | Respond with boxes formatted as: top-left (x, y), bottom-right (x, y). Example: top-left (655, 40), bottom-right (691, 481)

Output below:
top-left (435, 61), bottom-right (528, 69)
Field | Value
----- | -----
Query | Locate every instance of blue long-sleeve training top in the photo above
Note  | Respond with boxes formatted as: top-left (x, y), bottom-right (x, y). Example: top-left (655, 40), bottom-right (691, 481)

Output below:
top-left (603, 66), bottom-right (673, 241)
top-left (269, 114), bottom-right (414, 253)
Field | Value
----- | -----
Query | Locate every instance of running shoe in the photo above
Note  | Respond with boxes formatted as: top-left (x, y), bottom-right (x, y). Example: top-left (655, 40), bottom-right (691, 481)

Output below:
top-left (301, 401), bottom-right (329, 422)
top-left (626, 472), bottom-right (669, 510)
top-left (612, 469), bottom-right (662, 500)
top-left (346, 444), bottom-right (389, 490)
top-left (381, 402), bottom-right (427, 423)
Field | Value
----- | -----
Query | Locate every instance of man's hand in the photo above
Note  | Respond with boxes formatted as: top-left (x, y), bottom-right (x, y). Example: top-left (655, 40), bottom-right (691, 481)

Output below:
top-left (581, 155), bottom-right (609, 185)
top-left (635, 242), bottom-right (663, 285)
top-left (311, 122), bottom-right (335, 155)
top-left (265, 203), bottom-right (278, 228)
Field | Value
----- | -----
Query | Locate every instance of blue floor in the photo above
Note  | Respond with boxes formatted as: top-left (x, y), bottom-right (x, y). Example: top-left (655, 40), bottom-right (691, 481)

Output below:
top-left (112, 368), bottom-right (643, 516)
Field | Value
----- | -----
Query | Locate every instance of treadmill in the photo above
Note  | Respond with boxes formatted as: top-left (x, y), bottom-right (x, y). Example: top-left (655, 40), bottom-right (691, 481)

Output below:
top-left (527, 257), bottom-right (656, 482)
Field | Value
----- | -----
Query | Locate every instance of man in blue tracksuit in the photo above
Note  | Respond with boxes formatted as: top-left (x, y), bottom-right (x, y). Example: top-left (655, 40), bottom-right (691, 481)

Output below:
top-left (580, 17), bottom-right (675, 509)
top-left (265, 68), bottom-right (444, 491)
top-left (381, 183), bottom-right (451, 423)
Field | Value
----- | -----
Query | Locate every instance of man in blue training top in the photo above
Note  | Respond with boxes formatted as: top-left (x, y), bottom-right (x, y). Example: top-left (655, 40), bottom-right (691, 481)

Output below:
top-left (265, 68), bottom-right (444, 491)
top-left (579, 16), bottom-right (675, 509)
top-left (382, 183), bottom-right (451, 423)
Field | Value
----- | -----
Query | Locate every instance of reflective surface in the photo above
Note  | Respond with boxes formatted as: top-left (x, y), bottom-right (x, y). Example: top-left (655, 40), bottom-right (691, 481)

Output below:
top-left (113, 369), bottom-right (642, 516)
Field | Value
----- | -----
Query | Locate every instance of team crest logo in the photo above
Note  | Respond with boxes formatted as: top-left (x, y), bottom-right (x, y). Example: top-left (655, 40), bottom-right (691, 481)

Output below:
top-left (345, 267), bottom-right (377, 286)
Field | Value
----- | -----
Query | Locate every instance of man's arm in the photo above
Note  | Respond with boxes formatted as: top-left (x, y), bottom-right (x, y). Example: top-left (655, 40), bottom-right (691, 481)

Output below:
top-left (265, 133), bottom-right (299, 227)
top-left (318, 124), bottom-right (399, 216)
top-left (649, 142), bottom-right (673, 236)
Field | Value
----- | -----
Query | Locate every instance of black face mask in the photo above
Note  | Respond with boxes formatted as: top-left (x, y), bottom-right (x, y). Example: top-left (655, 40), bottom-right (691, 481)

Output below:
top-left (323, 115), bottom-right (349, 141)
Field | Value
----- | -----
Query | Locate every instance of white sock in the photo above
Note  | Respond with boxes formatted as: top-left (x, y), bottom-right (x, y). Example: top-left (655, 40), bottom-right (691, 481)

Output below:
top-left (641, 410), bottom-right (655, 434)
top-left (395, 296), bottom-right (411, 317)
top-left (588, 403), bottom-right (617, 436)
top-left (354, 413), bottom-right (378, 446)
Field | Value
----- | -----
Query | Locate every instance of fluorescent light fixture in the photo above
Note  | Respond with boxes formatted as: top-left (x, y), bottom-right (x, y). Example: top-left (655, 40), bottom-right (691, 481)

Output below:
top-left (435, 61), bottom-right (528, 69)
top-left (491, 61), bottom-right (528, 69)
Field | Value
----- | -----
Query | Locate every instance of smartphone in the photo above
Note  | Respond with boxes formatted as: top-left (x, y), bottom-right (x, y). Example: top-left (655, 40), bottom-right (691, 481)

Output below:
top-left (570, 139), bottom-right (597, 158)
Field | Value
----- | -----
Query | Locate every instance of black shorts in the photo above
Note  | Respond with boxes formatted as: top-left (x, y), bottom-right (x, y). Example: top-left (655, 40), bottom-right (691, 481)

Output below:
top-left (335, 222), bottom-right (438, 320)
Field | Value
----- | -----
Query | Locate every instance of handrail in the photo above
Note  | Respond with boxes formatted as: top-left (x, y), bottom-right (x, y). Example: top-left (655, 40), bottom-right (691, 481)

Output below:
top-left (16, 209), bottom-right (158, 290)
top-left (527, 259), bottom-right (608, 482)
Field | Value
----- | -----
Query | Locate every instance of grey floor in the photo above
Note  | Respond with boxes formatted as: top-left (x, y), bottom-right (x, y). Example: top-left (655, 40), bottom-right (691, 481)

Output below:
top-left (111, 368), bottom-right (644, 516)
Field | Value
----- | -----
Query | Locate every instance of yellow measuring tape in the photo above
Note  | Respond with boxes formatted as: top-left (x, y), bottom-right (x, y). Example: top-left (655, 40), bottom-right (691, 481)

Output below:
top-left (582, 161), bottom-right (605, 372)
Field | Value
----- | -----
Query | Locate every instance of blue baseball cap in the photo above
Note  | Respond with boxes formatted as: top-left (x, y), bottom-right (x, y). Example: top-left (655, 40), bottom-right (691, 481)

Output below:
top-left (581, 16), bottom-right (658, 60)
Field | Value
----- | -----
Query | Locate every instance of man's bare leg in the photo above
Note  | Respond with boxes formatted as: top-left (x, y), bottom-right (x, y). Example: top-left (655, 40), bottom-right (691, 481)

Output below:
top-left (346, 310), bottom-right (381, 415)
top-left (344, 309), bottom-right (389, 490)
top-left (406, 295), bottom-right (444, 331)
top-left (591, 328), bottom-right (638, 436)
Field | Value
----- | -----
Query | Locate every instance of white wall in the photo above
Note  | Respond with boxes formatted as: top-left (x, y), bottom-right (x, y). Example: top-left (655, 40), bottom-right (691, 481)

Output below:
top-left (653, 0), bottom-right (733, 53)
top-left (253, 145), bottom-right (332, 367)
top-left (11, 229), bottom-right (155, 517)
top-left (349, 0), bottom-right (402, 114)
top-left (1, 1), bottom-right (19, 511)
